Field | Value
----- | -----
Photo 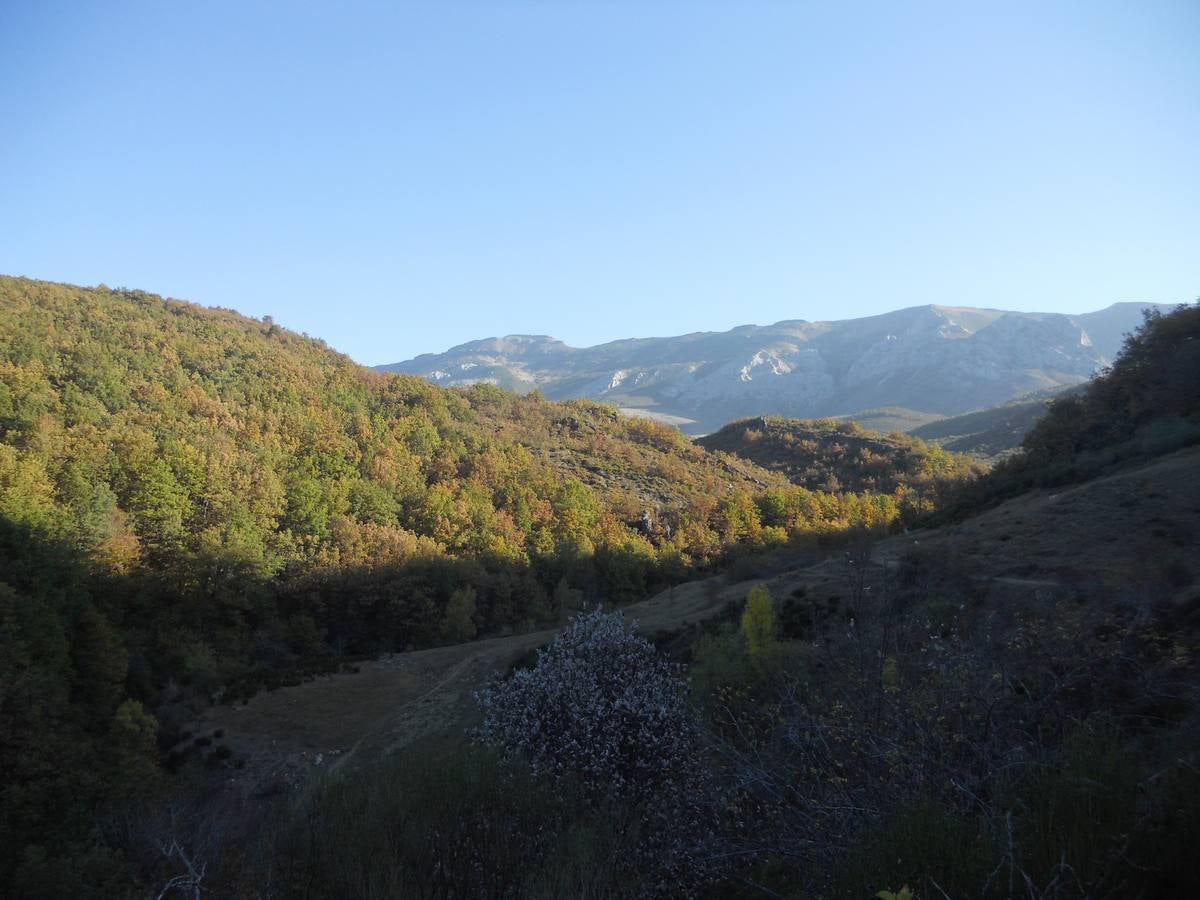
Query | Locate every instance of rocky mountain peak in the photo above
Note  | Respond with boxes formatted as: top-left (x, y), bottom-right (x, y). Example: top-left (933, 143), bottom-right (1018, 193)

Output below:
top-left (378, 302), bottom-right (1175, 433)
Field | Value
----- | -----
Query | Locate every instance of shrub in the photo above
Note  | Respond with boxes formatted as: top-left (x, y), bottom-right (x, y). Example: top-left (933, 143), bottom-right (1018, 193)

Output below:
top-left (837, 806), bottom-right (996, 898)
top-left (474, 608), bottom-right (718, 891)
top-left (475, 609), bottom-right (698, 801)
top-left (277, 742), bottom-right (639, 898)
top-left (1164, 558), bottom-right (1194, 589)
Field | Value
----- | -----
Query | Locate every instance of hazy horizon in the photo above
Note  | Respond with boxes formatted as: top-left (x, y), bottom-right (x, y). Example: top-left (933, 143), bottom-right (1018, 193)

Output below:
top-left (388, 297), bottom-right (1181, 361)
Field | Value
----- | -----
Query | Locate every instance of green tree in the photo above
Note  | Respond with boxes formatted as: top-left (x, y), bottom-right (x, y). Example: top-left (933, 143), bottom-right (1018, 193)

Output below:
top-left (719, 491), bottom-right (762, 543)
top-left (741, 584), bottom-right (777, 661)
top-left (127, 457), bottom-right (190, 553)
top-left (105, 699), bottom-right (161, 801)
top-left (283, 474), bottom-right (331, 538)
top-left (552, 477), bottom-right (600, 555)
top-left (755, 489), bottom-right (790, 528)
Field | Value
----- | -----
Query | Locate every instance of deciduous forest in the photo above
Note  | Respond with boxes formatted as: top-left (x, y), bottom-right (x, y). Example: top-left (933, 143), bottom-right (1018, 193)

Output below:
top-left (1, 279), bottom-right (1197, 897)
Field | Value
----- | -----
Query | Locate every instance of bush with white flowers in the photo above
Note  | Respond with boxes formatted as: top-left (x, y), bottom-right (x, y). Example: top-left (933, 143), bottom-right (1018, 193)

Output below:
top-left (474, 607), bottom-right (699, 802)
top-left (474, 608), bottom-right (718, 892)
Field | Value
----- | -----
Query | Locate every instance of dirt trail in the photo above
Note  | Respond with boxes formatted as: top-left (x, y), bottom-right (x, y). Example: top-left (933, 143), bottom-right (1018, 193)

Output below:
top-left (189, 569), bottom-right (761, 788)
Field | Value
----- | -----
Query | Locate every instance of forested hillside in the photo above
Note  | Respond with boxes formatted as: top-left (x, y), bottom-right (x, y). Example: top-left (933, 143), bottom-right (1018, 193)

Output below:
top-left (697, 415), bottom-right (982, 497)
top-left (0, 277), bottom-right (938, 646)
top-left (0, 276), bottom-right (964, 892)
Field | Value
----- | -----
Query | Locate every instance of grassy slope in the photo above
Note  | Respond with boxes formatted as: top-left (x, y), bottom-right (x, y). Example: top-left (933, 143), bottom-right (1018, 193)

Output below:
top-left (909, 387), bottom-right (1076, 461)
top-left (835, 406), bottom-right (946, 434)
top-left (188, 571), bottom-right (753, 787)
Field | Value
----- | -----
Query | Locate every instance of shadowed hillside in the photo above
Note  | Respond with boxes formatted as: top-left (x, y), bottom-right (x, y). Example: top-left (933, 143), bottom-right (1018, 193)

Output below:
top-left (166, 441), bottom-right (1200, 898)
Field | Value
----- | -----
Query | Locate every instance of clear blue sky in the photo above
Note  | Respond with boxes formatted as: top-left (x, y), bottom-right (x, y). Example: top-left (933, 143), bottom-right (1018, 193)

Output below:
top-left (2, 1), bottom-right (1197, 365)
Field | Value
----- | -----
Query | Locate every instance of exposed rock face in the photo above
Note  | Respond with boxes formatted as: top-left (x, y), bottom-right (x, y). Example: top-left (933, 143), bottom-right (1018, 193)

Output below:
top-left (378, 302), bottom-right (1173, 433)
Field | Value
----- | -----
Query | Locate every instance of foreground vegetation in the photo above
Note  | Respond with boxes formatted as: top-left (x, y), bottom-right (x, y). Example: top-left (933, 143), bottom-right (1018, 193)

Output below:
top-left (133, 552), bottom-right (1200, 897)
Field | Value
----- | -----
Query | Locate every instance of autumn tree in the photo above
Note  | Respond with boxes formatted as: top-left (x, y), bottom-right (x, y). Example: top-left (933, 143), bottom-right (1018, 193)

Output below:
top-left (741, 583), bottom-right (778, 661)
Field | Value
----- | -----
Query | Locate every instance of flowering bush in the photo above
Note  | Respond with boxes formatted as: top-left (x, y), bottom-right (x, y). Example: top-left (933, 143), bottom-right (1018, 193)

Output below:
top-left (475, 608), bottom-right (699, 801)
top-left (474, 608), bottom-right (718, 892)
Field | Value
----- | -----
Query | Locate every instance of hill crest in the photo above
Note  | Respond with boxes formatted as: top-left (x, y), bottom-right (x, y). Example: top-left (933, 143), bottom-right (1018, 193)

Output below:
top-left (379, 302), bottom-right (1175, 433)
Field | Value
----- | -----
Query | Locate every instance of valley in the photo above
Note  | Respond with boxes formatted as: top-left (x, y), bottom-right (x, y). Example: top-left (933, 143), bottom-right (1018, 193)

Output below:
top-left (1, 278), bottom-right (1195, 897)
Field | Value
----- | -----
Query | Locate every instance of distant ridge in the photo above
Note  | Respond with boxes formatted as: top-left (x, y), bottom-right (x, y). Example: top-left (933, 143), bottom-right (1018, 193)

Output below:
top-left (695, 415), bottom-right (983, 494)
top-left (379, 302), bottom-right (1177, 434)
top-left (909, 386), bottom-right (1080, 462)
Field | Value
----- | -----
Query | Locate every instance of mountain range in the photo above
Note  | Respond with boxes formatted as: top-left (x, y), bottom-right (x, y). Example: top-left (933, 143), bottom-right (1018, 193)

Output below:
top-left (379, 302), bottom-right (1174, 434)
